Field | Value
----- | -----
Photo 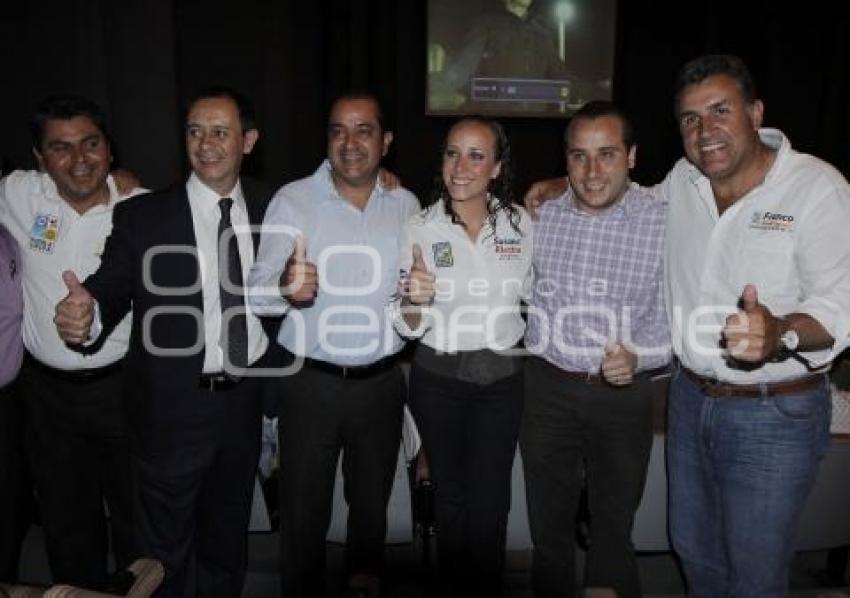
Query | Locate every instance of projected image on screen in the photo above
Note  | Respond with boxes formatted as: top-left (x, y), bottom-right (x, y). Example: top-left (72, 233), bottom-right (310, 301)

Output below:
top-left (427, 0), bottom-right (617, 117)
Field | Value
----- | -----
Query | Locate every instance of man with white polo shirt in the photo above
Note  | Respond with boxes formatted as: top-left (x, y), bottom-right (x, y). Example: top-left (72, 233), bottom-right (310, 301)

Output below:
top-left (55, 87), bottom-right (273, 598)
top-left (0, 95), bottom-right (143, 589)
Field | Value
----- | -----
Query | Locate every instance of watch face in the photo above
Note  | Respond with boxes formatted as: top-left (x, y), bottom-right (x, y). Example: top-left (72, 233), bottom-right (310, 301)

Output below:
top-left (781, 330), bottom-right (800, 351)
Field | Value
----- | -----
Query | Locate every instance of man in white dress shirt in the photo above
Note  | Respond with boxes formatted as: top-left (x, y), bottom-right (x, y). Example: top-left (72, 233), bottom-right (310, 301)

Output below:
top-left (55, 87), bottom-right (272, 598)
top-left (661, 54), bottom-right (850, 598)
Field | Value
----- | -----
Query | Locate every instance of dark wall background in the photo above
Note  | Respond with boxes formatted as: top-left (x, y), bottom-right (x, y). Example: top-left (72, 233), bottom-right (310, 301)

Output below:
top-left (1, 1), bottom-right (848, 200)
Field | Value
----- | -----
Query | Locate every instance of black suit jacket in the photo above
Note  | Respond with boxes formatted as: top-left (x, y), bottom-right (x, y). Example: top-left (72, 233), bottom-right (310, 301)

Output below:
top-left (84, 178), bottom-right (274, 450)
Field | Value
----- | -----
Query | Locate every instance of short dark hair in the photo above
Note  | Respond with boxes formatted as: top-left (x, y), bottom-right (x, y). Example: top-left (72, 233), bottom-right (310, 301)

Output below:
top-left (30, 94), bottom-right (110, 151)
top-left (674, 54), bottom-right (757, 114)
top-left (186, 86), bottom-right (257, 133)
top-left (328, 92), bottom-right (389, 133)
top-left (564, 100), bottom-right (636, 150)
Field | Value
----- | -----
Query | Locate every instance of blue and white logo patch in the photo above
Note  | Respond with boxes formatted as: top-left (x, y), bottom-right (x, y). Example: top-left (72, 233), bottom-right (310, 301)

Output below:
top-left (29, 213), bottom-right (60, 254)
top-left (432, 241), bottom-right (454, 268)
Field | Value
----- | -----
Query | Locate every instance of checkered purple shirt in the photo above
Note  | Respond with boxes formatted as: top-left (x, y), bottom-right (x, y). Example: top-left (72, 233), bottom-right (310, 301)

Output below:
top-left (525, 184), bottom-right (670, 373)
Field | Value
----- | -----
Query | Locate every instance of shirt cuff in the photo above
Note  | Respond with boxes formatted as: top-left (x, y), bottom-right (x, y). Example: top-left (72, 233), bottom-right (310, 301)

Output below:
top-left (389, 302), bottom-right (430, 339)
top-left (82, 301), bottom-right (103, 347)
top-left (794, 299), bottom-right (850, 369)
top-left (634, 345), bottom-right (672, 373)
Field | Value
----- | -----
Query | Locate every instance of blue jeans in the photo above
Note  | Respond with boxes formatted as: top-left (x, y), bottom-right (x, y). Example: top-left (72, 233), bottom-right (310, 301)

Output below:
top-left (667, 364), bottom-right (830, 598)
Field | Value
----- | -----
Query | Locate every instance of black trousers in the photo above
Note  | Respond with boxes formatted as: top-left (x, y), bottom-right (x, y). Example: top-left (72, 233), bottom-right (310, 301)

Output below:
top-left (0, 378), bottom-right (31, 583)
top-left (134, 378), bottom-right (262, 598)
top-left (519, 357), bottom-right (653, 598)
top-left (20, 359), bottom-right (135, 589)
top-left (278, 363), bottom-right (405, 598)
top-left (409, 363), bottom-right (524, 598)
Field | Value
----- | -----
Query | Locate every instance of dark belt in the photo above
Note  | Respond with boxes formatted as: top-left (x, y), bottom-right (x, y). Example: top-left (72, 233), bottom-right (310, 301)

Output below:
top-left (534, 356), bottom-right (668, 386)
top-left (198, 373), bottom-right (241, 391)
top-left (301, 354), bottom-right (399, 380)
top-left (682, 366), bottom-right (824, 398)
top-left (25, 354), bottom-right (123, 384)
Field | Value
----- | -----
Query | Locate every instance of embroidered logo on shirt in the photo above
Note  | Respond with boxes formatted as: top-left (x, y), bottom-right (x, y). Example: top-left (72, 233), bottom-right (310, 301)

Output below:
top-left (29, 213), bottom-right (60, 253)
top-left (494, 235), bottom-right (523, 260)
top-left (432, 241), bottom-right (454, 268)
top-left (749, 211), bottom-right (794, 232)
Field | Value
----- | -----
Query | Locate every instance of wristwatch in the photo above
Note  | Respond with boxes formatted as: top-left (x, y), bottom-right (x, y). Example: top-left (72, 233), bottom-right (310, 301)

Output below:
top-left (780, 328), bottom-right (800, 352)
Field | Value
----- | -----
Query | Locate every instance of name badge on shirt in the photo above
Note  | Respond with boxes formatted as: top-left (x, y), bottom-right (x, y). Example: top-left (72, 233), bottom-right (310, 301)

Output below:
top-left (432, 241), bottom-right (454, 268)
top-left (29, 213), bottom-right (61, 254)
top-left (494, 235), bottom-right (523, 260)
top-left (749, 210), bottom-right (795, 233)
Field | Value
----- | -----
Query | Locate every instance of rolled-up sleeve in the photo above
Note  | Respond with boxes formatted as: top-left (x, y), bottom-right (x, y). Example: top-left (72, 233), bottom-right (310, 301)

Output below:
top-left (795, 184), bottom-right (850, 366)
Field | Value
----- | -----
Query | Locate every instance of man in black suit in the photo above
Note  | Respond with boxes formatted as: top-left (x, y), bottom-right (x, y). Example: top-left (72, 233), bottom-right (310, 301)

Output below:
top-left (54, 87), bottom-right (271, 598)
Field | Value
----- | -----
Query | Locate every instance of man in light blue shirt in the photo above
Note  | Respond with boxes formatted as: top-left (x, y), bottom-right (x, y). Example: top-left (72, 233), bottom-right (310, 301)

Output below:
top-left (247, 92), bottom-right (419, 598)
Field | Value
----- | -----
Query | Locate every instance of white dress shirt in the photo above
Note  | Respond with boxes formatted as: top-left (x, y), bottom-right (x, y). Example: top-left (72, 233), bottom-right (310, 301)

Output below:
top-left (392, 198), bottom-right (533, 353)
top-left (0, 170), bottom-right (141, 369)
top-left (660, 128), bottom-right (850, 383)
top-left (186, 174), bottom-right (268, 373)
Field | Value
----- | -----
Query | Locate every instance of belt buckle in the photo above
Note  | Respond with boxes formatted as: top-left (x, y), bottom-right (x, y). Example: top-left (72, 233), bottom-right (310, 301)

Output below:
top-left (704, 377), bottom-right (729, 397)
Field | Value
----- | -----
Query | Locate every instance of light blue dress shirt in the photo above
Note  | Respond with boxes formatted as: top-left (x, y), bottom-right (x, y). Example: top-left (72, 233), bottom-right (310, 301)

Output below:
top-left (247, 160), bottom-right (420, 366)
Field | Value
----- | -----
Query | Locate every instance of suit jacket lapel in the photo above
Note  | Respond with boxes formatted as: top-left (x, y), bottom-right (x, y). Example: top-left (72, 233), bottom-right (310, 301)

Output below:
top-left (242, 177), bottom-right (273, 254)
top-left (165, 184), bottom-right (204, 311)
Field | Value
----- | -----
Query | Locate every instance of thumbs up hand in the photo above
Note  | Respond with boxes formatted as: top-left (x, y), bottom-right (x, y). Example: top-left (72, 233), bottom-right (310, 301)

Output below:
top-left (722, 284), bottom-right (782, 362)
top-left (405, 244), bottom-right (436, 306)
top-left (280, 235), bottom-right (318, 306)
top-left (54, 270), bottom-right (95, 344)
top-left (601, 341), bottom-right (637, 386)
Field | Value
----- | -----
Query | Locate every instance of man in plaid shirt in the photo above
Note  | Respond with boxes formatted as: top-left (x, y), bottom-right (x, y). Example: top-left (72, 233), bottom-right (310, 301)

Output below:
top-left (520, 100), bottom-right (670, 598)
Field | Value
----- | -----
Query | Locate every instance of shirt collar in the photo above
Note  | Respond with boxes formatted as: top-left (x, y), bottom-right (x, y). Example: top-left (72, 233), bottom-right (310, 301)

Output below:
top-left (425, 196), bottom-right (503, 237)
top-left (426, 197), bottom-right (455, 224)
top-left (683, 127), bottom-right (790, 215)
top-left (558, 185), bottom-right (631, 221)
top-left (684, 127), bottom-right (789, 185)
top-left (758, 128), bottom-right (790, 185)
top-left (187, 172), bottom-right (246, 215)
top-left (312, 159), bottom-right (384, 205)
top-left (38, 172), bottom-right (122, 213)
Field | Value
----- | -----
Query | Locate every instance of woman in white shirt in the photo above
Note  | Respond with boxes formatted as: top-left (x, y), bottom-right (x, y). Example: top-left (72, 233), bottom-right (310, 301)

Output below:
top-left (394, 116), bottom-right (532, 596)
